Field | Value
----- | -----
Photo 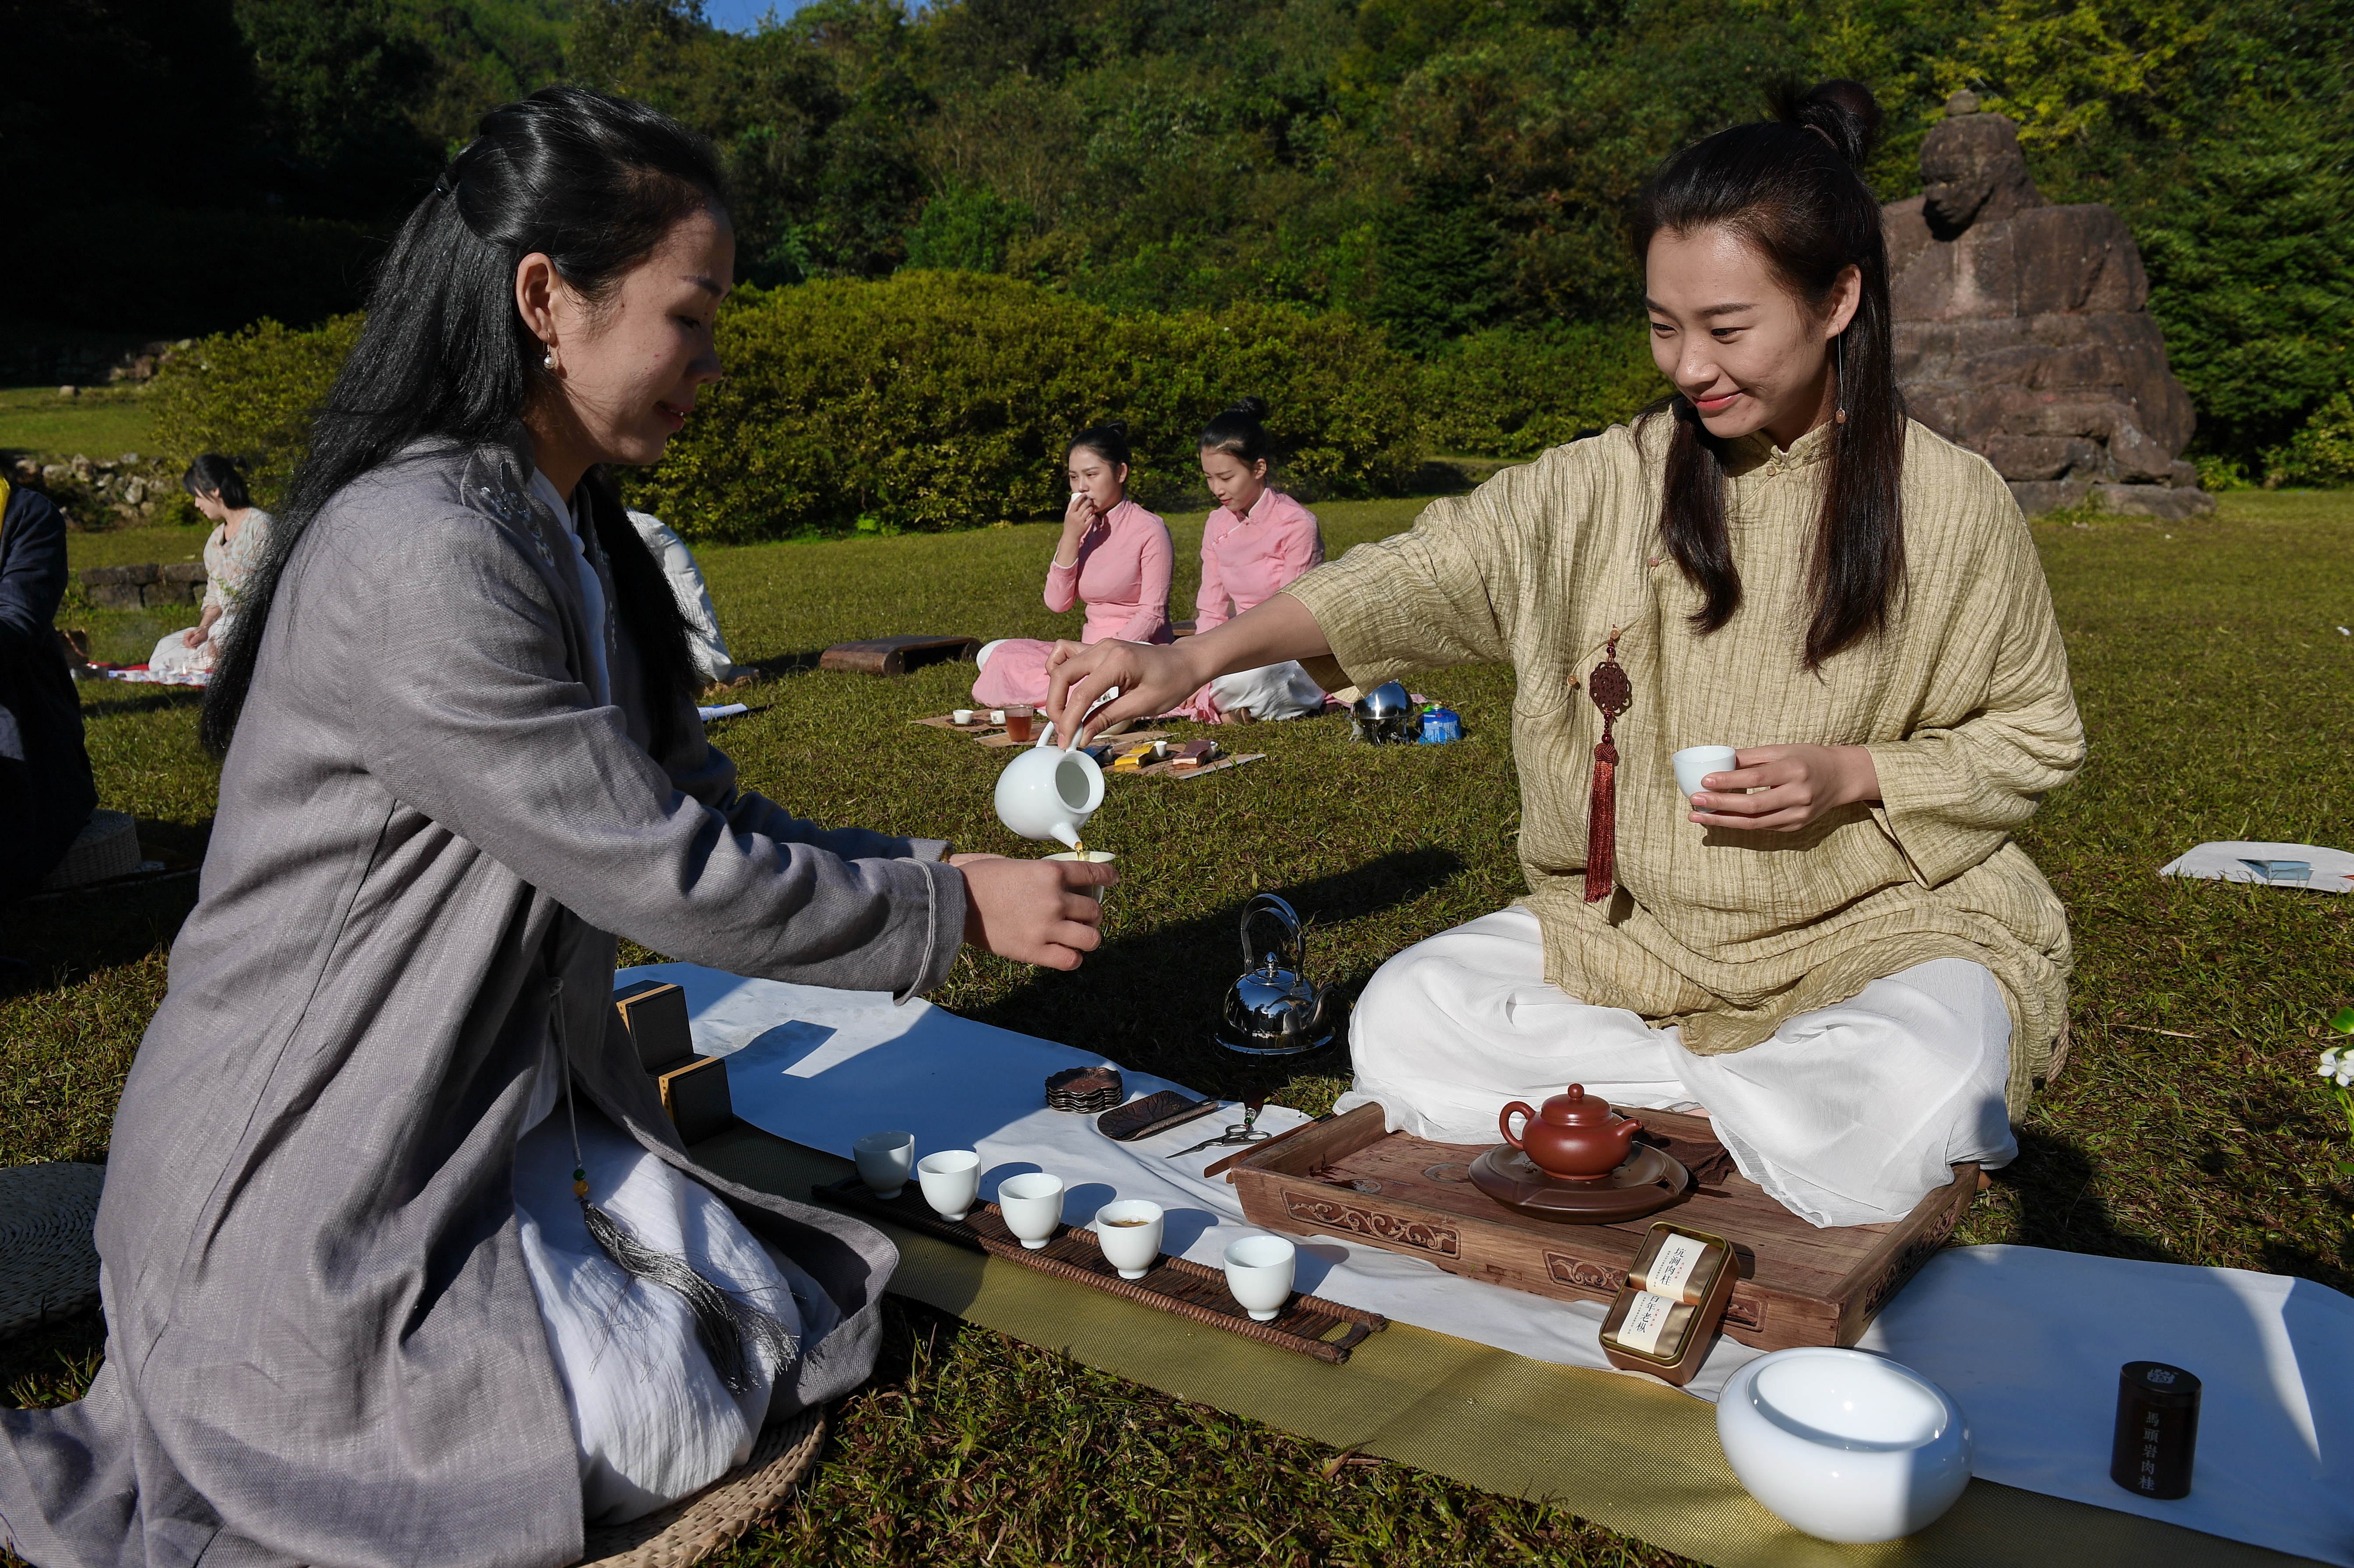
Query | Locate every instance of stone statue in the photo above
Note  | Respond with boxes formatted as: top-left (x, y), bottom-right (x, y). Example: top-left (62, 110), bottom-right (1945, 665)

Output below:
top-left (1884, 93), bottom-right (2212, 518)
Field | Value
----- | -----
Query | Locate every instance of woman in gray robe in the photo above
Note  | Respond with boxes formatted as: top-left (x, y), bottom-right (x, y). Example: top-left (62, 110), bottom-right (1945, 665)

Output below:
top-left (0, 88), bottom-right (1110, 1568)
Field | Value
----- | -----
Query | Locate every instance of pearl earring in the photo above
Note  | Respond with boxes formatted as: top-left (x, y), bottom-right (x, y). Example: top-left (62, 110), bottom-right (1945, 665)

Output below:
top-left (543, 346), bottom-right (557, 372)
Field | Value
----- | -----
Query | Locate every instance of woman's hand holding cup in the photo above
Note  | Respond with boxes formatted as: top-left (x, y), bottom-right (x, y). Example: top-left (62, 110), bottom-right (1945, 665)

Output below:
top-left (951, 852), bottom-right (1119, 970)
top-left (1685, 744), bottom-right (1881, 833)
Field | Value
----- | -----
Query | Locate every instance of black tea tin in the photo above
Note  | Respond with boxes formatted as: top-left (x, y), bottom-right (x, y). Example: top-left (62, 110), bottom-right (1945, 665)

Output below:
top-left (2110, 1361), bottom-right (2200, 1500)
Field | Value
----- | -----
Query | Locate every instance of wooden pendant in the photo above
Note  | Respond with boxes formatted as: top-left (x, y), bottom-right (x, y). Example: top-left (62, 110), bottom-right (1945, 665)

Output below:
top-left (1584, 632), bottom-right (1632, 903)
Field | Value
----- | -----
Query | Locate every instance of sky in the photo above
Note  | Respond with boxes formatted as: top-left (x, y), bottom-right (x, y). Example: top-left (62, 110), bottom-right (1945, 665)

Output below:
top-left (704, 0), bottom-right (808, 28)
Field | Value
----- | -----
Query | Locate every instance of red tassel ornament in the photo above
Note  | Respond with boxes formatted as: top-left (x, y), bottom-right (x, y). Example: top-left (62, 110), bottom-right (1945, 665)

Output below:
top-left (1583, 633), bottom-right (1632, 903)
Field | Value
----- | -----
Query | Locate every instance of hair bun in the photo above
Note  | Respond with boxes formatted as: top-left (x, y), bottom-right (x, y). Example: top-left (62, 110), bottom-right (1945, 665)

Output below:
top-left (1771, 79), bottom-right (1882, 170)
top-left (1228, 396), bottom-right (1269, 421)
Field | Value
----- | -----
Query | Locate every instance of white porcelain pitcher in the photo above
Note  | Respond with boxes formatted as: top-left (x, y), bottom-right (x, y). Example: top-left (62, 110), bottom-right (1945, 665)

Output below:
top-left (992, 736), bottom-right (1104, 848)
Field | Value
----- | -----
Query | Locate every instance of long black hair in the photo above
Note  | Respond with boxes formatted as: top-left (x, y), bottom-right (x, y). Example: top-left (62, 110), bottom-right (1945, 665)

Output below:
top-left (201, 86), bottom-right (719, 754)
top-left (1633, 79), bottom-right (1904, 668)
top-left (182, 453), bottom-right (252, 511)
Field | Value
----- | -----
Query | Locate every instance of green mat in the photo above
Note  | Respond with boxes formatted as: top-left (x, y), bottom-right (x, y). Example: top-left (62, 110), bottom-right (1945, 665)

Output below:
top-left (698, 1126), bottom-right (2319, 1568)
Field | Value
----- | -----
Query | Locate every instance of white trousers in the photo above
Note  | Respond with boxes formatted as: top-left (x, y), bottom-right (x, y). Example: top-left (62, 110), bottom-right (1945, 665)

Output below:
top-left (1334, 906), bottom-right (2016, 1227)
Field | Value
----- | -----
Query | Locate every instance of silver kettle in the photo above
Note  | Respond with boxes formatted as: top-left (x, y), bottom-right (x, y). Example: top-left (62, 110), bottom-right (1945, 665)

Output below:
top-left (1216, 894), bottom-right (1339, 1056)
top-left (1350, 680), bottom-right (1423, 744)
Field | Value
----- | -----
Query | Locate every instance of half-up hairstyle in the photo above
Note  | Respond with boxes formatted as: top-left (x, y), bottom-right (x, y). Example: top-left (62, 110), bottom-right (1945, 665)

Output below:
top-left (1199, 397), bottom-right (1273, 469)
top-left (1634, 79), bottom-right (1905, 668)
top-left (201, 85), bottom-right (721, 754)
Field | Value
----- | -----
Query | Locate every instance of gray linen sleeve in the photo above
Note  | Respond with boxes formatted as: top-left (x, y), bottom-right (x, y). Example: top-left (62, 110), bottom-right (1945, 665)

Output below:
top-left (355, 514), bottom-right (965, 1000)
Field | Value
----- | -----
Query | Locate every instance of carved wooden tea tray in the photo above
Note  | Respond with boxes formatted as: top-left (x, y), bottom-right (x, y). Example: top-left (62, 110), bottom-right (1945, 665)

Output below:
top-left (1229, 1105), bottom-right (1977, 1350)
top-left (811, 1174), bottom-right (1386, 1364)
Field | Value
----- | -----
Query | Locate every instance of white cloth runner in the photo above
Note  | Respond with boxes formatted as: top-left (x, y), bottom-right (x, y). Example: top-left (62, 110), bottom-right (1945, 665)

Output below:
top-left (2159, 840), bottom-right (2354, 894)
top-left (625, 963), bottom-right (2354, 1563)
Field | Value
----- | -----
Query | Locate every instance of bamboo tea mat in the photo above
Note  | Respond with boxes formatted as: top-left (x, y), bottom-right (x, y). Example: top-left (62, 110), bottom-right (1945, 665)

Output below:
top-left (698, 1129), bottom-right (2316, 1568)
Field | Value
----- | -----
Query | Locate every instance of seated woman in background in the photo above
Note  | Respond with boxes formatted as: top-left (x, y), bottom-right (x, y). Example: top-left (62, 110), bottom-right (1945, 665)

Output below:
top-left (146, 454), bottom-right (272, 677)
top-left (973, 422), bottom-right (1172, 711)
top-left (1171, 398), bottom-right (1327, 724)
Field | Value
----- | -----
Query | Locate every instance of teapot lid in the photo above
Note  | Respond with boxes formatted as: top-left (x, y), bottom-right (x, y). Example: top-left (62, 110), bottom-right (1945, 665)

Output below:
top-left (1540, 1084), bottom-right (1621, 1125)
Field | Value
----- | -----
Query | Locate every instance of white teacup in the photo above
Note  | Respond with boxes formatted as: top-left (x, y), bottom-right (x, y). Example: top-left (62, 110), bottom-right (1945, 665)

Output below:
top-left (917, 1149), bottom-right (981, 1221)
top-left (1095, 1199), bottom-right (1164, 1280)
top-left (1046, 849), bottom-right (1116, 903)
top-left (989, 709), bottom-right (1007, 725)
top-left (853, 1130), bottom-right (916, 1200)
top-left (952, 709), bottom-right (976, 726)
top-left (1222, 1234), bottom-right (1297, 1322)
top-left (993, 742), bottom-right (1104, 849)
top-left (1673, 745), bottom-right (1739, 801)
top-left (997, 1172), bottom-right (1066, 1250)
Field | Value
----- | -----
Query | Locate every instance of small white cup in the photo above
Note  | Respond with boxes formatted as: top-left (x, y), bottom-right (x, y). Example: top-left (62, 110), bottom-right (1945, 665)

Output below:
top-left (853, 1130), bottom-right (916, 1200)
top-left (1095, 1199), bottom-right (1164, 1280)
top-left (1045, 849), bottom-right (1116, 903)
top-left (997, 1172), bottom-right (1065, 1250)
top-left (1673, 745), bottom-right (1739, 802)
top-left (1222, 1234), bottom-right (1297, 1322)
top-left (989, 709), bottom-right (1007, 725)
top-left (952, 708), bottom-right (976, 725)
top-left (917, 1149), bottom-right (981, 1221)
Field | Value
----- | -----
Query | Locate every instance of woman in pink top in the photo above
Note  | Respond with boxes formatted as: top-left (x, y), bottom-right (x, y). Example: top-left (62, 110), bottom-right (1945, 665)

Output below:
top-left (973, 423), bottom-right (1173, 710)
top-left (1173, 397), bottom-right (1329, 723)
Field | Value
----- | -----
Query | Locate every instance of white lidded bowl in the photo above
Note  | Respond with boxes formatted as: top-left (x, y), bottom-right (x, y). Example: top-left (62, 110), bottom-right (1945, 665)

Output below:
top-left (1716, 1347), bottom-right (1973, 1544)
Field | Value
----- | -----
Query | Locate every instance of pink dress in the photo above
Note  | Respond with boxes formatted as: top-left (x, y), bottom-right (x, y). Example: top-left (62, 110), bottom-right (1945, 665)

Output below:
top-left (1174, 489), bottom-right (1326, 723)
top-left (972, 499), bottom-right (1174, 708)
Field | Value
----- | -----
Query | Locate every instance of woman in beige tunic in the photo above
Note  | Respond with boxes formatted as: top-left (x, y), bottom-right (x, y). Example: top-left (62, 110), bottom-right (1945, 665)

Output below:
top-left (146, 455), bottom-right (273, 677)
top-left (1047, 81), bottom-right (2084, 1228)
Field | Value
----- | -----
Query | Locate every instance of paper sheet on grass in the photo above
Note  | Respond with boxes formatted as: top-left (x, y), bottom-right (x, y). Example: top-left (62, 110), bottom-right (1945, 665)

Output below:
top-left (626, 963), bottom-right (2354, 1565)
top-left (2158, 840), bottom-right (2354, 893)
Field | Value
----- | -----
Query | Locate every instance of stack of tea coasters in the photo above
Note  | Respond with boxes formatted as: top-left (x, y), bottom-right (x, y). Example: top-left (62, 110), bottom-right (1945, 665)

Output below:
top-left (1045, 1066), bottom-right (1125, 1114)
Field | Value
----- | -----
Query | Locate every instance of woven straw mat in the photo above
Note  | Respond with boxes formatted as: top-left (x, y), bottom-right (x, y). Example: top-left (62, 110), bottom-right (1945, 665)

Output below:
top-left (576, 1405), bottom-right (827, 1568)
top-left (0, 1163), bottom-right (107, 1339)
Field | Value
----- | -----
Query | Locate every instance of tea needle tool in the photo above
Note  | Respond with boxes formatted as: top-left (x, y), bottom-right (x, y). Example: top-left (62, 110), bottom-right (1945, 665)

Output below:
top-left (1166, 1098), bottom-right (1269, 1158)
top-left (1202, 1111), bottom-right (1335, 1181)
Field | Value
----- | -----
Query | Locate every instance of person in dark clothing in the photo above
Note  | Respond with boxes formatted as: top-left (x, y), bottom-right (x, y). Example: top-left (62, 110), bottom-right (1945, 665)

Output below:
top-left (0, 479), bottom-right (97, 899)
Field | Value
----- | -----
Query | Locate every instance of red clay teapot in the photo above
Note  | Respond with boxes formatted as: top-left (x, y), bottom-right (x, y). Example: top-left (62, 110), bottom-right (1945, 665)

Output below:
top-left (1498, 1084), bottom-right (1643, 1183)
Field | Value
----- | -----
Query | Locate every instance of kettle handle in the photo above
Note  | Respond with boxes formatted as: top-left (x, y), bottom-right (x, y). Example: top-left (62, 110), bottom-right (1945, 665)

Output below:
top-left (1239, 893), bottom-right (1304, 971)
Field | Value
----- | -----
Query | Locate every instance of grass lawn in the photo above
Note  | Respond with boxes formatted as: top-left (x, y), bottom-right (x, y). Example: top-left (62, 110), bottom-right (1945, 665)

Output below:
top-left (4, 488), bottom-right (2350, 1565)
top-left (0, 384), bottom-right (158, 466)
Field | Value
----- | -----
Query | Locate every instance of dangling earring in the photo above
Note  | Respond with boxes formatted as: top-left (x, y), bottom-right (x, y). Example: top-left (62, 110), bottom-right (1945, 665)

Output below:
top-left (543, 344), bottom-right (558, 372)
top-left (1832, 333), bottom-right (1848, 426)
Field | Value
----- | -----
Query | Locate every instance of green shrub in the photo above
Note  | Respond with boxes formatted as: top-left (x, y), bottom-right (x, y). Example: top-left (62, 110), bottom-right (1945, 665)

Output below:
top-left (2269, 390), bottom-right (2354, 488)
top-left (145, 314), bottom-right (365, 522)
top-left (1419, 322), bottom-right (1667, 458)
top-left (628, 272), bottom-right (1424, 541)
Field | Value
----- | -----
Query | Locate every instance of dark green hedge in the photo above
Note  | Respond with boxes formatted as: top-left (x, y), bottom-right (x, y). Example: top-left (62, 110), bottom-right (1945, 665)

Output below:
top-left (144, 313), bottom-right (366, 524)
top-left (626, 272), bottom-right (1426, 541)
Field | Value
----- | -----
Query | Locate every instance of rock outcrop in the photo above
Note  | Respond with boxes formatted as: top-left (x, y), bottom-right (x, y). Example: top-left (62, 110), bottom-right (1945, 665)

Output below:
top-left (1884, 94), bottom-right (2212, 520)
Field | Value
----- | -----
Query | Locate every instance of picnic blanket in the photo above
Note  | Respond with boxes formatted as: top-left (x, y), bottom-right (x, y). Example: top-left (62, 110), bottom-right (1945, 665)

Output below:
top-left (628, 963), bottom-right (2354, 1565)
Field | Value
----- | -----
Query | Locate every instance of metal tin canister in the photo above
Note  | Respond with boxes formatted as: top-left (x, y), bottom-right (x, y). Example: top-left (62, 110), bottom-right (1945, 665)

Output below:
top-left (2110, 1361), bottom-right (2200, 1499)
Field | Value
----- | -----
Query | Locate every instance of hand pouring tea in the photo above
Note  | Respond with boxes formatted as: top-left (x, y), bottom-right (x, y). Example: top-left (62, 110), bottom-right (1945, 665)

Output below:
top-left (993, 733), bottom-right (1104, 850)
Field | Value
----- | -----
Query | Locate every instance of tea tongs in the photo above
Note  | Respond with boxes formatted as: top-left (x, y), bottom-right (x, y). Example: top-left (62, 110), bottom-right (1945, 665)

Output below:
top-left (1165, 1098), bottom-right (1269, 1158)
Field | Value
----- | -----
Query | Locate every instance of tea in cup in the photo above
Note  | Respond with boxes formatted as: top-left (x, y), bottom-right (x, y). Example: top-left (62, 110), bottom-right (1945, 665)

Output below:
top-left (1222, 1234), bottom-right (1297, 1322)
top-left (1046, 849), bottom-right (1116, 903)
top-left (1673, 745), bottom-right (1739, 802)
top-left (853, 1130), bottom-right (916, 1200)
top-left (917, 1149), bottom-right (981, 1221)
top-left (998, 1172), bottom-right (1066, 1250)
top-left (1004, 704), bottom-right (1036, 742)
top-left (1094, 1199), bottom-right (1164, 1279)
